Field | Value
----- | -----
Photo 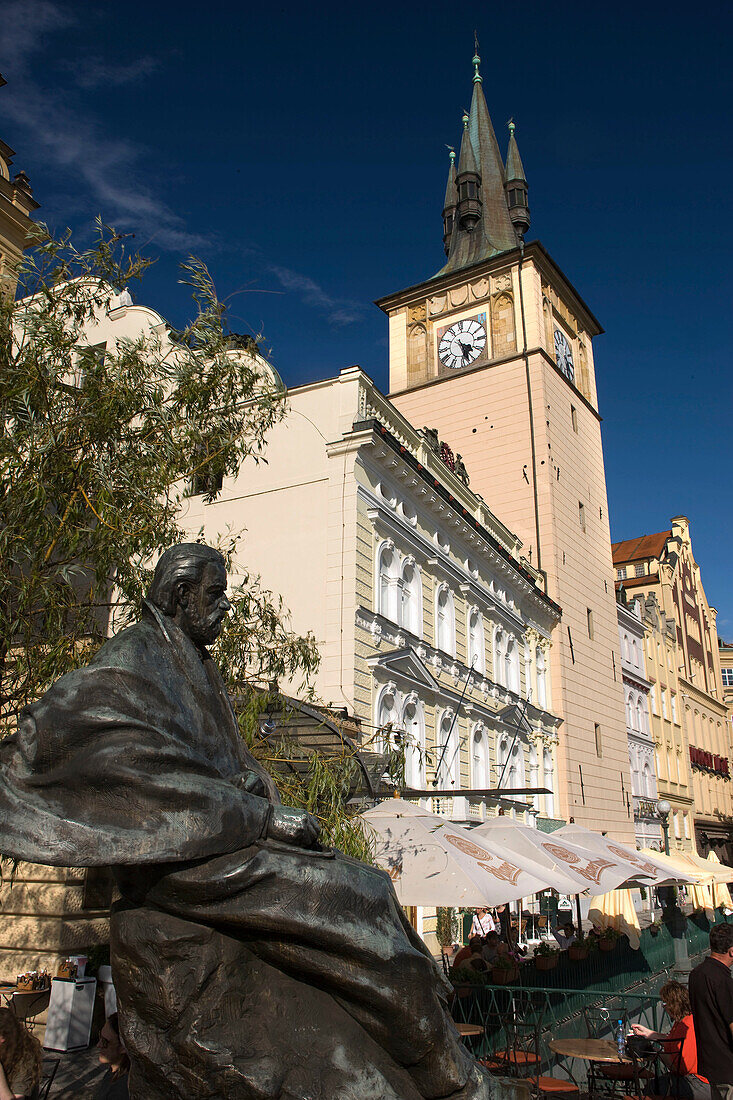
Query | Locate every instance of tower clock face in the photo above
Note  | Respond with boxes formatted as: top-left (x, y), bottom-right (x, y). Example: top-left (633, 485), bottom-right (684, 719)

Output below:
top-left (438, 317), bottom-right (487, 370)
top-left (554, 329), bottom-right (575, 383)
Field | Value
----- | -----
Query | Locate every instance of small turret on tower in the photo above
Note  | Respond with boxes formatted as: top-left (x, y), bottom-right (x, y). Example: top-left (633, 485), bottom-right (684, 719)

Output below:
top-left (442, 148), bottom-right (457, 256)
top-left (455, 111), bottom-right (482, 232)
top-left (505, 120), bottom-right (530, 241)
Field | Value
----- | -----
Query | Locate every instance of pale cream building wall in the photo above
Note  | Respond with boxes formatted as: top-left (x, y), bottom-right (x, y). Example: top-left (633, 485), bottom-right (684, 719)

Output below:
top-left (382, 243), bottom-right (634, 843)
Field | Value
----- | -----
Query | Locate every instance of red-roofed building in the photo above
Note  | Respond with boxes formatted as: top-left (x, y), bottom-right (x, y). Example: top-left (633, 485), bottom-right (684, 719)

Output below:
top-left (613, 519), bottom-right (732, 859)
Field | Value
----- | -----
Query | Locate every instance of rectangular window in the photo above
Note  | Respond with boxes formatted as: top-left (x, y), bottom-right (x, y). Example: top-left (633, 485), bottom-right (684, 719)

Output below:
top-left (616, 568), bottom-right (625, 580)
top-left (571, 405), bottom-right (578, 433)
top-left (594, 723), bottom-right (602, 757)
top-left (635, 563), bottom-right (645, 577)
top-left (671, 693), bottom-right (678, 723)
top-left (650, 685), bottom-right (658, 714)
top-left (587, 608), bottom-right (594, 640)
top-left (683, 813), bottom-right (690, 840)
top-left (578, 502), bottom-right (585, 531)
top-left (673, 813), bottom-right (681, 839)
top-left (661, 688), bottom-right (669, 720)
top-left (723, 668), bottom-right (733, 687)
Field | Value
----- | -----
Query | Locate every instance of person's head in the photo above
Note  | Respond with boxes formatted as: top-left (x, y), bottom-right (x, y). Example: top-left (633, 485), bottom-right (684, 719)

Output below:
top-left (476, 907), bottom-right (488, 917)
top-left (468, 956), bottom-right (487, 972)
top-left (0, 1007), bottom-right (42, 1090)
top-left (148, 543), bottom-right (230, 645)
top-left (563, 922), bottom-right (575, 936)
top-left (485, 931), bottom-right (499, 946)
top-left (659, 980), bottom-right (691, 1023)
top-left (709, 923), bottom-right (733, 965)
top-left (496, 941), bottom-right (509, 957)
top-left (98, 1013), bottom-right (130, 1079)
top-left (468, 936), bottom-right (483, 953)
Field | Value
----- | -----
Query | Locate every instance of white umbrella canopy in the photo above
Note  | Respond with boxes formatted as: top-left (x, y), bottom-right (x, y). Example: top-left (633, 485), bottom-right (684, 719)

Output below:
top-left (360, 799), bottom-right (585, 907)
top-left (555, 824), bottom-right (694, 887)
top-left (470, 818), bottom-right (609, 894)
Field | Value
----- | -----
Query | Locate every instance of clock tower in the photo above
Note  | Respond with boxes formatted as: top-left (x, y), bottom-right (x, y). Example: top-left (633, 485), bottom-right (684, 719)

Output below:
top-left (379, 52), bottom-right (634, 840)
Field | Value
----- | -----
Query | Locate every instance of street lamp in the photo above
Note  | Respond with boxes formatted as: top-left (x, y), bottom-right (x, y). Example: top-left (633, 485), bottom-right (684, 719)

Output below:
top-left (657, 799), bottom-right (671, 856)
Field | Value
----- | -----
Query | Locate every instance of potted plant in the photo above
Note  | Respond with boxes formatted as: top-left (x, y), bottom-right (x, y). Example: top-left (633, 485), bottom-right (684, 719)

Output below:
top-left (648, 919), bottom-right (662, 938)
top-left (491, 955), bottom-right (519, 984)
top-left (533, 942), bottom-right (559, 971)
top-left (598, 927), bottom-right (621, 952)
top-left (436, 907), bottom-right (458, 959)
top-left (568, 933), bottom-right (590, 961)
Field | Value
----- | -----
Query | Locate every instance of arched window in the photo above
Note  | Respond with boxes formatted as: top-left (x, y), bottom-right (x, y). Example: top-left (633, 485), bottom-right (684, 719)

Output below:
top-left (635, 697), bottom-right (643, 732)
top-left (374, 683), bottom-right (397, 754)
top-left (467, 607), bottom-right (485, 674)
top-left (435, 585), bottom-right (455, 656)
top-left (625, 690), bottom-right (634, 729)
top-left (436, 710), bottom-right (460, 790)
top-left (401, 559), bottom-right (421, 636)
top-left (642, 762), bottom-right (653, 798)
top-left (536, 647), bottom-right (547, 709)
top-left (543, 747), bottom-right (555, 817)
top-left (505, 636), bottom-right (520, 694)
top-left (472, 725), bottom-right (490, 790)
top-left (377, 542), bottom-right (399, 623)
top-left (496, 733), bottom-right (524, 800)
top-left (493, 626), bottom-right (506, 686)
top-left (622, 634), bottom-right (630, 661)
top-left (402, 695), bottom-right (425, 789)
top-left (632, 639), bottom-right (639, 667)
top-left (529, 742), bottom-right (539, 812)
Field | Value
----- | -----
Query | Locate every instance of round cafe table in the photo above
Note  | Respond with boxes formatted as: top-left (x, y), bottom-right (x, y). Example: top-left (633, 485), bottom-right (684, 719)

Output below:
top-left (549, 1038), bottom-right (631, 1065)
top-left (453, 1022), bottom-right (485, 1038)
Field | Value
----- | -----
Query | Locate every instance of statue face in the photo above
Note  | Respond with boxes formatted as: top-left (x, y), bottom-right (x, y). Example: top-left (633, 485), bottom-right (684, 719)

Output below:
top-left (178, 561), bottom-right (231, 645)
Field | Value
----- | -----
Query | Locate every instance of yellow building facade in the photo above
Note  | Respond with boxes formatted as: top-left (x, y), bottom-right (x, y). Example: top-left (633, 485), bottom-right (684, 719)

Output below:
top-left (613, 518), bottom-right (731, 859)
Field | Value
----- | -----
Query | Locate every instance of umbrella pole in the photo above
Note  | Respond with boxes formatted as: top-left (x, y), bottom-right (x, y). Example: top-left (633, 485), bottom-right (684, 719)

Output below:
top-left (575, 894), bottom-right (583, 934)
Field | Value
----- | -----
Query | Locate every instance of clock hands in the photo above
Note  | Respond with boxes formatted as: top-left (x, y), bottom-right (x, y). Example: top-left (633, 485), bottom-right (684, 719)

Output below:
top-left (458, 340), bottom-right (473, 361)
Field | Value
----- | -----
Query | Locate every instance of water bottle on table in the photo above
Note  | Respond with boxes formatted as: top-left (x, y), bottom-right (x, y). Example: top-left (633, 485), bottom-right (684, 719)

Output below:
top-left (616, 1019), bottom-right (626, 1059)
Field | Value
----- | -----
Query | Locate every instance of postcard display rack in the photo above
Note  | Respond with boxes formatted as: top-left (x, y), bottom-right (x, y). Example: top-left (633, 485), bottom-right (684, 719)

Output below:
top-left (43, 977), bottom-right (97, 1051)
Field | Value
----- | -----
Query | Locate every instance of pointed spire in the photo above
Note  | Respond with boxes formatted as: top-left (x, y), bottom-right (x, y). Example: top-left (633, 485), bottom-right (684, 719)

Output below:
top-left (456, 111), bottom-right (479, 178)
top-left (505, 120), bottom-right (526, 184)
top-left (442, 148), bottom-right (457, 256)
top-left (472, 35), bottom-right (482, 84)
top-left (505, 120), bottom-right (530, 240)
top-left (435, 49), bottom-right (520, 276)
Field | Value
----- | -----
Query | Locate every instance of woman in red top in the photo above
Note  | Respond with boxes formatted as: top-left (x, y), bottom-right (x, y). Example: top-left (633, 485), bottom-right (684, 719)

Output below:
top-left (632, 980), bottom-right (711, 1100)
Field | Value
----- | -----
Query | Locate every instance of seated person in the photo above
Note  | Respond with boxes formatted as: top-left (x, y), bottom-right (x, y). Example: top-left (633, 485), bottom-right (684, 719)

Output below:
top-left (631, 980), bottom-right (710, 1100)
top-left (0, 1007), bottom-right (42, 1100)
top-left (481, 931), bottom-right (501, 965)
top-left (95, 1013), bottom-right (130, 1099)
top-left (452, 936), bottom-right (483, 972)
top-left (553, 921), bottom-right (577, 949)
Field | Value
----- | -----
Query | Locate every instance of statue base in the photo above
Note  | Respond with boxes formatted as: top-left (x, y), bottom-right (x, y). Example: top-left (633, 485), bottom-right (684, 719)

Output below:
top-left (112, 906), bottom-right (525, 1100)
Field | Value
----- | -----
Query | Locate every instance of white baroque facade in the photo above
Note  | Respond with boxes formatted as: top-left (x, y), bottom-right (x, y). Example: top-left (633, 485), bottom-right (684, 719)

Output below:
top-left (618, 597), bottom-right (661, 847)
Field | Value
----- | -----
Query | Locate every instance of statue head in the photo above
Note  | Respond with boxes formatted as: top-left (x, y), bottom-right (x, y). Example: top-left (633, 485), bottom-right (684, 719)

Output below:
top-left (148, 543), bottom-right (231, 645)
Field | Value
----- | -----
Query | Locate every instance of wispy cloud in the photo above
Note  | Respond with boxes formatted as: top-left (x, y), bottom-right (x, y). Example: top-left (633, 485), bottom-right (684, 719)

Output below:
top-left (1, 0), bottom-right (206, 252)
top-left (62, 55), bottom-right (161, 90)
top-left (269, 265), bottom-right (365, 326)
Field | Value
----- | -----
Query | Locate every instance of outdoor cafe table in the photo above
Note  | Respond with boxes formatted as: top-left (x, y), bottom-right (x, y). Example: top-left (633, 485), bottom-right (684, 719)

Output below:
top-left (549, 1039), bottom-right (631, 1065)
top-left (453, 1022), bottom-right (485, 1038)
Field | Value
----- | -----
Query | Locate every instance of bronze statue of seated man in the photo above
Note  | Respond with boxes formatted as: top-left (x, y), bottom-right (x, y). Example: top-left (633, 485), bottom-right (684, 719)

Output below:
top-left (0, 544), bottom-right (499, 1100)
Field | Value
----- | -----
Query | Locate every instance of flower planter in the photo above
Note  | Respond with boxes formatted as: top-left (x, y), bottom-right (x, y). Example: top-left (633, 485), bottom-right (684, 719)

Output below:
top-left (568, 946), bottom-right (589, 961)
top-left (598, 939), bottom-right (616, 952)
top-left (492, 967), bottom-right (519, 984)
top-left (534, 955), bottom-right (558, 971)
top-left (649, 926), bottom-right (660, 938)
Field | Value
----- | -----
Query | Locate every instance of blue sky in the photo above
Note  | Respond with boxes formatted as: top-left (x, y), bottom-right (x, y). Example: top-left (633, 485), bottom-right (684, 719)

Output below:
top-left (3, 0), bottom-right (732, 633)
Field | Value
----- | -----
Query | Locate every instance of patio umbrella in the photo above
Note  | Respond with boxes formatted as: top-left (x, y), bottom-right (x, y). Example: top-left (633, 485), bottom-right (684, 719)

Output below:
top-left (555, 824), bottom-right (694, 887)
top-left (588, 889), bottom-right (642, 949)
top-left (688, 880), bottom-right (715, 920)
top-left (472, 818), bottom-right (669, 894)
top-left (708, 852), bottom-right (733, 910)
top-left (638, 847), bottom-right (731, 886)
top-left (360, 799), bottom-right (590, 907)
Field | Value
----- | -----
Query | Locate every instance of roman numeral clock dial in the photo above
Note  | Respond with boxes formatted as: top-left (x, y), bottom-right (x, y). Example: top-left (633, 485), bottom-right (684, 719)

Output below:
top-left (553, 329), bottom-right (575, 383)
top-left (438, 317), bottom-right (487, 370)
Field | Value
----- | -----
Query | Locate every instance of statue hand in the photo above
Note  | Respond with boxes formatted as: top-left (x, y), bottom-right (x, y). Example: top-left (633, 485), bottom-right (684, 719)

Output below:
top-left (234, 770), bottom-right (268, 798)
top-left (266, 805), bottom-right (321, 849)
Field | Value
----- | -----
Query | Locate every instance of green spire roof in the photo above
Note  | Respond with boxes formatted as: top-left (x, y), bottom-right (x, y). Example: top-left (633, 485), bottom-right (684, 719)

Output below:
top-left (456, 111), bottom-right (479, 178)
top-left (505, 121), bottom-right (526, 184)
top-left (435, 54), bottom-right (519, 277)
top-left (442, 148), bottom-right (456, 213)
